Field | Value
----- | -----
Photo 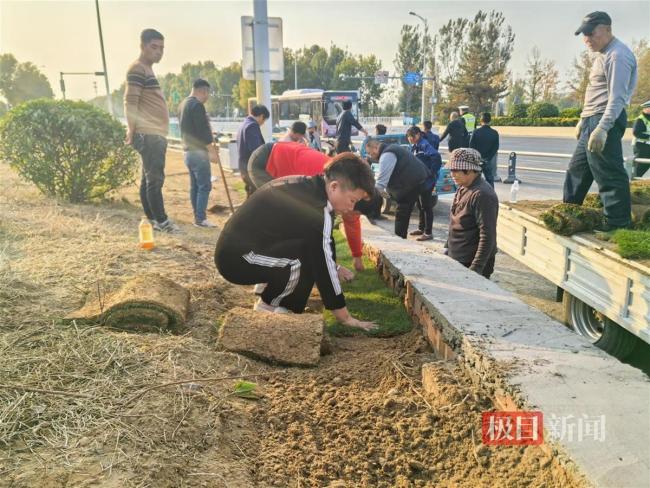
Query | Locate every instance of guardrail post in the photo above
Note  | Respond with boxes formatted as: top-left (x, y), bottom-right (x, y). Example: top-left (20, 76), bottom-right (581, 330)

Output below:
top-left (503, 151), bottom-right (521, 184)
top-left (625, 156), bottom-right (635, 181)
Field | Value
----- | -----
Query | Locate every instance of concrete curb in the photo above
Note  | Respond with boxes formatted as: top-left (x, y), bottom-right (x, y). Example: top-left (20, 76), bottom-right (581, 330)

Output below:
top-left (360, 218), bottom-right (650, 488)
top-left (435, 125), bottom-right (634, 141)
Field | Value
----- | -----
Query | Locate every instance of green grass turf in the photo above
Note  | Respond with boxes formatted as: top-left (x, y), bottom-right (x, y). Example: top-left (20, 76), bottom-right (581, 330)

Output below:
top-left (323, 229), bottom-right (413, 337)
top-left (610, 229), bottom-right (650, 260)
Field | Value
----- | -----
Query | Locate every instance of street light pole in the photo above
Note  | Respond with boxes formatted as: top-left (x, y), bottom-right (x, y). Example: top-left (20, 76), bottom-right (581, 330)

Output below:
top-left (94, 0), bottom-right (113, 116)
top-left (252, 0), bottom-right (272, 141)
top-left (409, 11), bottom-right (427, 124)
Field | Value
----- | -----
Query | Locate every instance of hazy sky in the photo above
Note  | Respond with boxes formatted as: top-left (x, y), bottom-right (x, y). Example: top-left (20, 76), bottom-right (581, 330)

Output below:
top-left (1, 0), bottom-right (648, 101)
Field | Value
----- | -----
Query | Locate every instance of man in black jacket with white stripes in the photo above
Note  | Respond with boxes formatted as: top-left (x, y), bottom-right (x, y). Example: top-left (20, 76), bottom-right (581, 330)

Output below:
top-left (214, 153), bottom-right (377, 331)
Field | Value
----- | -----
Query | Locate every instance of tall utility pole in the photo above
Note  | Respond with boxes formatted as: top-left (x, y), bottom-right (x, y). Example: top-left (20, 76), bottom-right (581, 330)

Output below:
top-left (409, 11), bottom-right (427, 124)
top-left (294, 56), bottom-right (298, 90)
top-left (95, 0), bottom-right (113, 116)
top-left (252, 0), bottom-right (272, 141)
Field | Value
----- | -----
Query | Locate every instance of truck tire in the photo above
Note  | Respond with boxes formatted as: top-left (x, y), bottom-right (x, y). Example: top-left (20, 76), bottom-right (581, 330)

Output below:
top-left (562, 292), bottom-right (639, 360)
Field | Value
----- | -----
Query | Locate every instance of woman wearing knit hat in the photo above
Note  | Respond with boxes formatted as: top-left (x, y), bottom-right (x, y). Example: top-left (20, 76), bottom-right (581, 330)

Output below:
top-left (446, 148), bottom-right (499, 279)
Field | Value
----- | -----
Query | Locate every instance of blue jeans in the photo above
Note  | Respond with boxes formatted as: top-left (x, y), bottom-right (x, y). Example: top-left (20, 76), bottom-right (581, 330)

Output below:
top-left (563, 110), bottom-right (631, 228)
top-left (184, 150), bottom-right (212, 222)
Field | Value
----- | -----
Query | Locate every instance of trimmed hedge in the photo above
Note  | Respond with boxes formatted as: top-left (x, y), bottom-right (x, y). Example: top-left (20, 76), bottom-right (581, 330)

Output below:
top-left (492, 117), bottom-right (580, 127)
top-left (527, 102), bottom-right (559, 118)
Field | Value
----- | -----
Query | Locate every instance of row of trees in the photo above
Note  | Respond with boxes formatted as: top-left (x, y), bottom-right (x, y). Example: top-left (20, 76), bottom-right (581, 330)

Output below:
top-left (0, 54), bottom-right (54, 116)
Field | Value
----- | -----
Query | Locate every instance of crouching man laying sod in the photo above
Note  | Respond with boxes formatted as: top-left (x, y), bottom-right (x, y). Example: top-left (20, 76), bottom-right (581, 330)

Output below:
top-left (214, 153), bottom-right (377, 331)
top-left (447, 148), bottom-right (499, 279)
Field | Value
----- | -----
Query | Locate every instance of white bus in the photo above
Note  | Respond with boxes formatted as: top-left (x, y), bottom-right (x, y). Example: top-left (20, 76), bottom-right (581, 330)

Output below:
top-left (248, 89), bottom-right (360, 137)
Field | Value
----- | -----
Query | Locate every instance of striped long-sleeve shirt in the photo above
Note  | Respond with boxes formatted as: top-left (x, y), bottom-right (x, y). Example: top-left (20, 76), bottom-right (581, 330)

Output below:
top-left (123, 60), bottom-right (169, 137)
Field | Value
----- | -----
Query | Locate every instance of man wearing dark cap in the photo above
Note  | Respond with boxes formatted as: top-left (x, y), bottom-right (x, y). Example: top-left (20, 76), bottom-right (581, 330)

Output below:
top-left (563, 11), bottom-right (637, 230)
top-left (446, 148), bottom-right (499, 279)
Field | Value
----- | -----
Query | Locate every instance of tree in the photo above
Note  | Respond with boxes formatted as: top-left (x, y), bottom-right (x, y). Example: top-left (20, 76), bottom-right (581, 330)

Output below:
top-left (524, 47), bottom-right (559, 103)
top-left (394, 24), bottom-right (425, 116)
top-left (436, 10), bottom-right (515, 114)
top-left (0, 54), bottom-right (54, 107)
top-left (505, 78), bottom-right (526, 114)
top-left (567, 50), bottom-right (593, 106)
top-left (631, 39), bottom-right (650, 110)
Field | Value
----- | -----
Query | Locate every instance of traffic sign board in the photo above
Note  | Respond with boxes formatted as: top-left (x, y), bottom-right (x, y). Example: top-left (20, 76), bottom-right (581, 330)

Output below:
top-left (403, 71), bottom-right (422, 85)
top-left (374, 70), bottom-right (389, 85)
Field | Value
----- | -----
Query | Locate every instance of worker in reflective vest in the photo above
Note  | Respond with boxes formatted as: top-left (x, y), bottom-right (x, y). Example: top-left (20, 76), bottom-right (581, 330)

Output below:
top-left (459, 105), bottom-right (476, 134)
top-left (632, 100), bottom-right (650, 177)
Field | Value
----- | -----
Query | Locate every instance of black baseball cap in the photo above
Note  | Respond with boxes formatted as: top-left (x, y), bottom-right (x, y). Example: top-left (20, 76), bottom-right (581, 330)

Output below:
top-left (575, 11), bottom-right (612, 36)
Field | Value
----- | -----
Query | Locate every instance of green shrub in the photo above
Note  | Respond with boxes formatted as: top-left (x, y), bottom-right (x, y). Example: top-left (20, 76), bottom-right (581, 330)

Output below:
top-left (560, 107), bottom-right (582, 118)
top-left (0, 99), bottom-right (138, 203)
top-left (527, 102), bottom-right (560, 118)
top-left (491, 116), bottom-right (580, 127)
top-left (510, 104), bottom-right (529, 118)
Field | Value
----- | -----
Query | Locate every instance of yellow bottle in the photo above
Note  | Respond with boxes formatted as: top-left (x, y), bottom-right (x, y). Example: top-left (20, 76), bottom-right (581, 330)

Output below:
top-left (138, 217), bottom-right (155, 250)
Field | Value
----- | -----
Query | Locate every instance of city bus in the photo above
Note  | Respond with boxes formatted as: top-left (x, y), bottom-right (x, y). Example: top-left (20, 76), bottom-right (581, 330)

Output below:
top-left (248, 89), bottom-right (360, 137)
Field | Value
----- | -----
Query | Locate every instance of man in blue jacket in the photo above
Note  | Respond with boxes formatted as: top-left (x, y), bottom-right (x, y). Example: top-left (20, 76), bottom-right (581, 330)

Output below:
top-left (237, 104), bottom-right (270, 197)
top-left (407, 126), bottom-right (442, 241)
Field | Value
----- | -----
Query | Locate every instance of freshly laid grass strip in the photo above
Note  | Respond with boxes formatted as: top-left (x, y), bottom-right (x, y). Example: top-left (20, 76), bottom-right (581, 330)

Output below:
top-left (610, 229), bottom-right (650, 260)
top-left (540, 203), bottom-right (604, 236)
top-left (324, 230), bottom-right (412, 337)
top-left (64, 273), bottom-right (190, 332)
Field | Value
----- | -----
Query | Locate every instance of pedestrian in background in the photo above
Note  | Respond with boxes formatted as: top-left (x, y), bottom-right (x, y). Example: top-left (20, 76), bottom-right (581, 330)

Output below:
top-left (563, 11), bottom-right (637, 230)
top-left (178, 78), bottom-right (219, 228)
top-left (470, 113), bottom-right (500, 187)
top-left (335, 100), bottom-right (367, 153)
top-left (236, 104), bottom-right (270, 198)
top-left (307, 120), bottom-right (322, 151)
top-left (406, 126), bottom-right (442, 241)
top-left (124, 28), bottom-right (179, 233)
top-left (440, 112), bottom-right (468, 153)
top-left (422, 120), bottom-right (440, 150)
top-left (281, 121), bottom-right (309, 145)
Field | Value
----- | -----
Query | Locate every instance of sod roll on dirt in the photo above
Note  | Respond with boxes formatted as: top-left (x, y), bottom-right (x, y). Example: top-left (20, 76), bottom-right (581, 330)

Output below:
top-left (64, 274), bottom-right (190, 332)
top-left (219, 307), bottom-right (325, 367)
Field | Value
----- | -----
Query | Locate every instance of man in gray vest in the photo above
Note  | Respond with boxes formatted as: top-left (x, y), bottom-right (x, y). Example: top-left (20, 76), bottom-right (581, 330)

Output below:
top-left (365, 139), bottom-right (428, 239)
top-left (563, 11), bottom-right (637, 230)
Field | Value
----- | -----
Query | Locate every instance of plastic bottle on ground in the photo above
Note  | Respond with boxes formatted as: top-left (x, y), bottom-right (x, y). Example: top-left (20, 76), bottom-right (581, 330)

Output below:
top-left (510, 180), bottom-right (520, 203)
top-left (139, 217), bottom-right (155, 250)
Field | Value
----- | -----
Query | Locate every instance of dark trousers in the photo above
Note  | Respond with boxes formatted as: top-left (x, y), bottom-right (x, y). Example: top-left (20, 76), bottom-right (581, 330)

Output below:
top-left (215, 240), bottom-right (315, 313)
top-left (481, 155), bottom-right (497, 187)
top-left (459, 254), bottom-right (496, 279)
top-left (563, 111), bottom-right (631, 228)
top-left (135, 133), bottom-right (168, 223)
top-left (416, 187), bottom-right (434, 235)
top-left (394, 184), bottom-right (423, 238)
top-left (633, 143), bottom-right (650, 177)
top-left (184, 150), bottom-right (211, 223)
top-left (335, 140), bottom-right (351, 154)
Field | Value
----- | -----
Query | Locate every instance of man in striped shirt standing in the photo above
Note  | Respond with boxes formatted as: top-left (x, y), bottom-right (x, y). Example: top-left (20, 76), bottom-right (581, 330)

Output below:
top-left (124, 29), bottom-right (179, 233)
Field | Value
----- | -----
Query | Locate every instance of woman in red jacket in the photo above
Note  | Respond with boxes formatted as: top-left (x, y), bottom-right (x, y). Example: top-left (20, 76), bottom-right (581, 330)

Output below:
top-left (248, 141), bottom-right (372, 273)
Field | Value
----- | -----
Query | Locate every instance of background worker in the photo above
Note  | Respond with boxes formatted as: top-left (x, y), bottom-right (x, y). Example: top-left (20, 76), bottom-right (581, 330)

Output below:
top-left (365, 138), bottom-right (428, 239)
top-left (178, 78), bottom-right (219, 228)
top-left (406, 126), bottom-right (442, 242)
top-left (236, 104), bottom-right (270, 198)
top-left (439, 112), bottom-right (469, 153)
top-left (632, 100), bottom-right (650, 177)
top-left (335, 100), bottom-right (367, 153)
top-left (469, 113), bottom-right (500, 187)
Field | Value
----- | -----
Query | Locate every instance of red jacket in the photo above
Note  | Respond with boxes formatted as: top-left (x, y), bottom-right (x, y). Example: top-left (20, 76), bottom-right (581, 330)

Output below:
top-left (266, 142), bottom-right (363, 258)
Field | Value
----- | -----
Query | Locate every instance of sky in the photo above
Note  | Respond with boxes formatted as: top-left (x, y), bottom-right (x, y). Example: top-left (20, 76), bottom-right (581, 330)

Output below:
top-left (1, 0), bottom-right (649, 101)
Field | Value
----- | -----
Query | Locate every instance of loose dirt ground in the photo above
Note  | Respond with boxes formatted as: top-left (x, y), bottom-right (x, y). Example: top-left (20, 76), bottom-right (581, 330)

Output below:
top-left (0, 150), bottom-right (584, 486)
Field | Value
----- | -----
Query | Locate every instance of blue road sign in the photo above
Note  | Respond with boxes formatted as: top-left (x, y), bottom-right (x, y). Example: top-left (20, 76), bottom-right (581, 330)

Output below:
top-left (403, 72), bottom-right (422, 85)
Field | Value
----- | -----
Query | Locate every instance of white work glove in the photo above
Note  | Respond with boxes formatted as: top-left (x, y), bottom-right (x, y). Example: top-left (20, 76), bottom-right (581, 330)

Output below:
top-left (574, 119), bottom-right (583, 140)
top-left (587, 126), bottom-right (608, 154)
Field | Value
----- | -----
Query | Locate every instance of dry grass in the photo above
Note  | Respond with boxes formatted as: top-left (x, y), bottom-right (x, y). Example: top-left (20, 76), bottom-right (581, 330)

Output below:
top-left (0, 153), bottom-right (265, 486)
